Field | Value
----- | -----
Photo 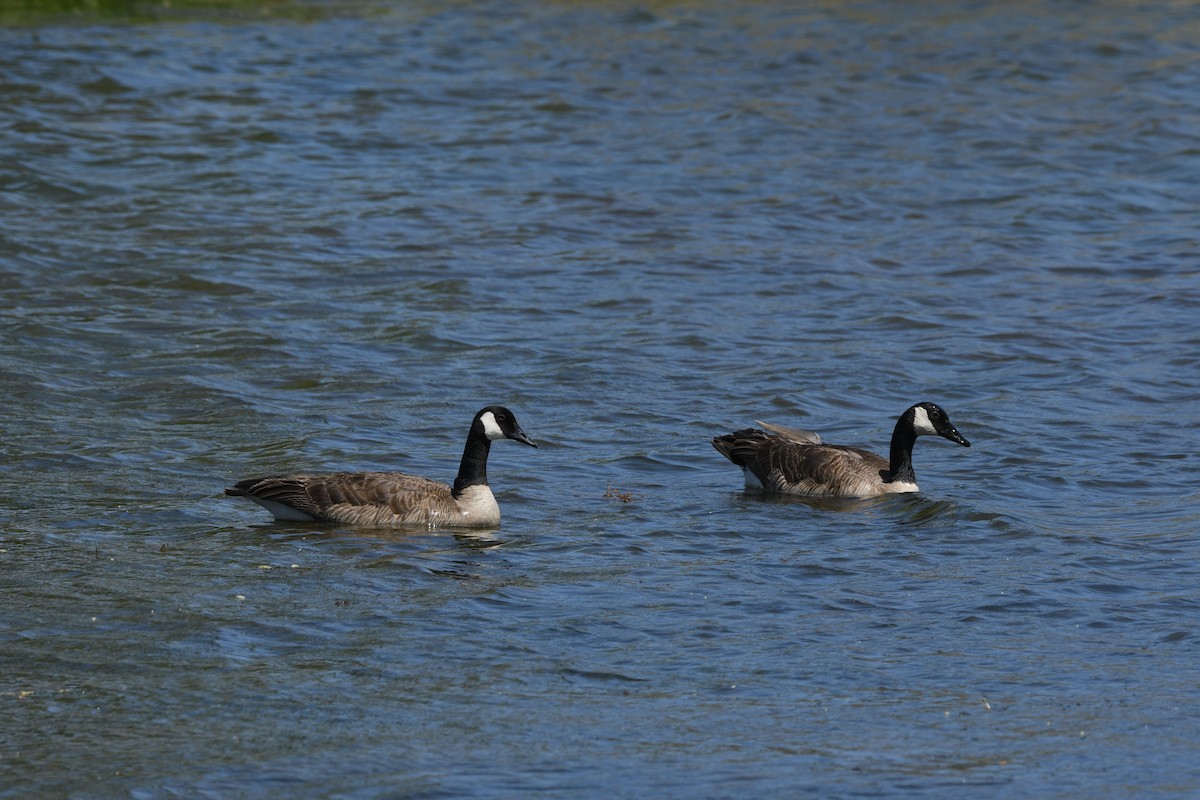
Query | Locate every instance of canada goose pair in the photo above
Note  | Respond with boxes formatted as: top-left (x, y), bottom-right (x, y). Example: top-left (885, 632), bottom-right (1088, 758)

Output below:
top-left (227, 402), bottom-right (970, 528)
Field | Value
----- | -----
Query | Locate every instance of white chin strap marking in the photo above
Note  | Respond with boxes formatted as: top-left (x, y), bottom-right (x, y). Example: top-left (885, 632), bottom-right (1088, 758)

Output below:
top-left (480, 411), bottom-right (505, 441)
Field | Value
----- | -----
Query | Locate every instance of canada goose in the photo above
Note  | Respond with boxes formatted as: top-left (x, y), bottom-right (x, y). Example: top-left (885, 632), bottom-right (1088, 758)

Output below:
top-left (226, 406), bottom-right (536, 528)
top-left (712, 402), bottom-right (970, 498)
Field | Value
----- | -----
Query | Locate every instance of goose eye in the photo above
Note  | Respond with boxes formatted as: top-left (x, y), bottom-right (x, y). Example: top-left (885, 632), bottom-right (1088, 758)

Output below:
top-left (928, 408), bottom-right (941, 420)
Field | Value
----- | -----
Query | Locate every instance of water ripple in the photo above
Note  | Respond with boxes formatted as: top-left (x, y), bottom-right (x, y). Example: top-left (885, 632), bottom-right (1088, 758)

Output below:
top-left (3, 2), bottom-right (1199, 797)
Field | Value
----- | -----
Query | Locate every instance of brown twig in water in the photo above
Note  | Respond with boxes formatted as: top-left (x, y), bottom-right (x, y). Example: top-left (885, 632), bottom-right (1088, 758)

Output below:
top-left (604, 482), bottom-right (638, 503)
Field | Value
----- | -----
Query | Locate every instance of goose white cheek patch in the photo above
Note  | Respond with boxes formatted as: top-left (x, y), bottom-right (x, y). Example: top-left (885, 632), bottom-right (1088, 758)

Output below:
top-left (911, 406), bottom-right (938, 435)
top-left (480, 411), bottom-right (505, 440)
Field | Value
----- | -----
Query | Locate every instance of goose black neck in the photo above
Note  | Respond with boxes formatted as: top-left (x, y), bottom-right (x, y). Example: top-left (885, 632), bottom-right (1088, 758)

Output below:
top-left (452, 428), bottom-right (491, 497)
top-left (884, 417), bottom-right (918, 484)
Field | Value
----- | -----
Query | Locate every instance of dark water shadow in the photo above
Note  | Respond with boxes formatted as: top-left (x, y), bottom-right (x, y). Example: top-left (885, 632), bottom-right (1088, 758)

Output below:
top-left (730, 489), bottom-right (911, 515)
top-left (226, 519), bottom-right (507, 552)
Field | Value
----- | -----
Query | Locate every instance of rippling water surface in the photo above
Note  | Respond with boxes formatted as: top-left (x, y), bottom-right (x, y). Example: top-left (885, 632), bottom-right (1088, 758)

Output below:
top-left (2, 1), bottom-right (1198, 797)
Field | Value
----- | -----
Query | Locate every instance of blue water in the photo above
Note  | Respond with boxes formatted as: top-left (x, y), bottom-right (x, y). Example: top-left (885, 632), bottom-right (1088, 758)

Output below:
top-left (2, 1), bottom-right (1198, 797)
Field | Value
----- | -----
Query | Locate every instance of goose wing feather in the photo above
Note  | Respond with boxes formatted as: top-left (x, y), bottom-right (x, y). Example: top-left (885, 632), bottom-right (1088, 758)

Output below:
top-left (713, 429), bottom-right (888, 497)
top-left (228, 471), bottom-right (458, 525)
top-left (754, 420), bottom-right (822, 444)
top-left (758, 444), bottom-right (887, 496)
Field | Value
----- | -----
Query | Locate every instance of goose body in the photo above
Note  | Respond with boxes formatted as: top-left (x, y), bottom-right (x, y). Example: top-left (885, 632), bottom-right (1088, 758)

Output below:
top-left (226, 406), bottom-right (536, 528)
top-left (712, 402), bottom-right (970, 498)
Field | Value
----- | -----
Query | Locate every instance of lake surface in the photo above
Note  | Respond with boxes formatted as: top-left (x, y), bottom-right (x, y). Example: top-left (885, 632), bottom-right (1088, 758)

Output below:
top-left (2, 1), bottom-right (1198, 797)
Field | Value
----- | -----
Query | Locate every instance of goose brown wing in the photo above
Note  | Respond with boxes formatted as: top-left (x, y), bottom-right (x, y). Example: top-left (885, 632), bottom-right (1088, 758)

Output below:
top-left (755, 441), bottom-right (889, 496)
top-left (754, 420), bottom-right (822, 444)
top-left (228, 471), bottom-right (456, 522)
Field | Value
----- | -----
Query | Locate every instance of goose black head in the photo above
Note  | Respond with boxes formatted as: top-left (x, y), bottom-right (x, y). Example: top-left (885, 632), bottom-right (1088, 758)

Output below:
top-left (909, 402), bottom-right (970, 448)
top-left (476, 406), bottom-right (537, 448)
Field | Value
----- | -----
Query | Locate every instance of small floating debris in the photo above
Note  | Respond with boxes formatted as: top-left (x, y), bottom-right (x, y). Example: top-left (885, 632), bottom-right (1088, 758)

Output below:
top-left (604, 483), bottom-right (639, 503)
